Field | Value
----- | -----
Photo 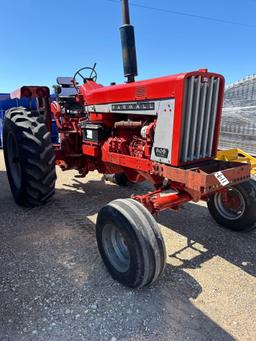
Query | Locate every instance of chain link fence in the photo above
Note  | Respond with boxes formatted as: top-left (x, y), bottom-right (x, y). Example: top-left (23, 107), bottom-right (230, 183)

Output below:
top-left (219, 123), bottom-right (256, 155)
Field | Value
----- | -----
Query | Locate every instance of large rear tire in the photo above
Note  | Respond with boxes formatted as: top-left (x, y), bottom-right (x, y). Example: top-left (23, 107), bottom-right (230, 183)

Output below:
top-left (96, 198), bottom-right (166, 288)
top-left (3, 107), bottom-right (56, 207)
top-left (207, 180), bottom-right (256, 232)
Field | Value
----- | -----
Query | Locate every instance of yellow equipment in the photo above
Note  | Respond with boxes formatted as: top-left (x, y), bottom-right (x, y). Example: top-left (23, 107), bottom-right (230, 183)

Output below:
top-left (216, 149), bottom-right (256, 175)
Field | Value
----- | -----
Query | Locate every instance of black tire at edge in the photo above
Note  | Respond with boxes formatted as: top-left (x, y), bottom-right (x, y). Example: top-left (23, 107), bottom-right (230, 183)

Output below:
top-left (3, 107), bottom-right (56, 207)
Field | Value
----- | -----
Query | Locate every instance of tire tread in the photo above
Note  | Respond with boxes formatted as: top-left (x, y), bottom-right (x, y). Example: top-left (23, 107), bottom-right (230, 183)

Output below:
top-left (3, 107), bottom-right (56, 207)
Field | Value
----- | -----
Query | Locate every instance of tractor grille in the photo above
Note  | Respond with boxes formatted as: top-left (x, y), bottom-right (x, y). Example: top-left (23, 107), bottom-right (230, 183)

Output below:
top-left (180, 75), bottom-right (221, 163)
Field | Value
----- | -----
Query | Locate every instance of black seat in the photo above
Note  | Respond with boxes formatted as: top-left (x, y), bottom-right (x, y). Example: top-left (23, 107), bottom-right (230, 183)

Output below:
top-left (54, 77), bottom-right (77, 99)
top-left (56, 77), bottom-right (74, 86)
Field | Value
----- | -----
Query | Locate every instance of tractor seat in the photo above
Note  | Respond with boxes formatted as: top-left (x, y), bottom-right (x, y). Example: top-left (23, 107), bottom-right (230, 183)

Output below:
top-left (55, 77), bottom-right (77, 98)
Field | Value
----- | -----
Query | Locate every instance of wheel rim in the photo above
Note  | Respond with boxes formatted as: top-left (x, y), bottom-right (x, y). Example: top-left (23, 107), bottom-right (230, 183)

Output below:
top-left (102, 224), bottom-right (130, 273)
top-left (214, 188), bottom-right (245, 220)
top-left (7, 133), bottom-right (22, 189)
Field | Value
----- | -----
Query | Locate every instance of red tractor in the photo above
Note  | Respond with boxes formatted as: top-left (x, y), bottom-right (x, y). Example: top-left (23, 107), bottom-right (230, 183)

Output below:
top-left (3, 1), bottom-right (256, 288)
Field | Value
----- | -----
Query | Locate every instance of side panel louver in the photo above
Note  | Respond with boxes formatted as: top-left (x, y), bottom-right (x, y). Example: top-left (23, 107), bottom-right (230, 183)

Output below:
top-left (180, 75), bottom-right (221, 163)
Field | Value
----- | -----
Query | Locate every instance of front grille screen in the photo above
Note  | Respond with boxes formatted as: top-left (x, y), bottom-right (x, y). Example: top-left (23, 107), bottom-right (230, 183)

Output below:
top-left (180, 75), bottom-right (221, 162)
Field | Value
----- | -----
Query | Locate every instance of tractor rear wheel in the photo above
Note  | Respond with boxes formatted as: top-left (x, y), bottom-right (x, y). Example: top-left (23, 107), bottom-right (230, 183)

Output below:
top-left (3, 107), bottom-right (56, 207)
top-left (207, 180), bottom-right (256, 232)
top-left (96, 198), bottom-right (166, 288)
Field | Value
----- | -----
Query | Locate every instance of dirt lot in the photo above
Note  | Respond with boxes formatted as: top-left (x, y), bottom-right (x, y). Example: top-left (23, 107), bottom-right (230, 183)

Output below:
top-left (0, 149), bottom-right (255, 341)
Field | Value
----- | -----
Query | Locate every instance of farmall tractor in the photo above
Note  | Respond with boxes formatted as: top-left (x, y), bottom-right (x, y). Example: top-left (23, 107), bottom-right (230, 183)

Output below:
top-left (3, 1), bottom-right (256, 288)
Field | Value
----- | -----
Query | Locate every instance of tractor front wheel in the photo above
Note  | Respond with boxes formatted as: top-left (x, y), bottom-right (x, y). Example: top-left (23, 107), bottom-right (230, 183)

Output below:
top-left (3, 107), bottom-right (56, 207)
top-left (207, 180), bottom-right (256, 232)
top-left (96, 198), bottom-right (166, 288)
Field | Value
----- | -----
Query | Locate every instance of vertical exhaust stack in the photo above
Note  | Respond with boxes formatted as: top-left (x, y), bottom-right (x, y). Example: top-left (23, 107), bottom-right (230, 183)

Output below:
top-left (120, 0), bottom-right (138, 83)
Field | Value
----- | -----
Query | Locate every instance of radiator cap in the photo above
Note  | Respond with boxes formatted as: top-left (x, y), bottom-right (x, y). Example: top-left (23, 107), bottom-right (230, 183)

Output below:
top-left (198, 68), bottom-right (208, 73)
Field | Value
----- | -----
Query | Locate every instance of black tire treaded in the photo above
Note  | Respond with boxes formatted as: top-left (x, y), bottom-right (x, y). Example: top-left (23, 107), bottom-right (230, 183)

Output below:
top-left (3, 107), bottom-right (56, 207)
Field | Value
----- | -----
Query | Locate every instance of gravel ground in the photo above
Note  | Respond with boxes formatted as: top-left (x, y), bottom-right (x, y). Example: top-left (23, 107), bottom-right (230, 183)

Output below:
top-left (0, 150), bottom-right (255, 341)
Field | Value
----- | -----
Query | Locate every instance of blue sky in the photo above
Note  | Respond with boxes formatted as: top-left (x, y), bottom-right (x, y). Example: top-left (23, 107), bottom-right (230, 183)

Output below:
top-left (0, 0), bottom-right (255, 92)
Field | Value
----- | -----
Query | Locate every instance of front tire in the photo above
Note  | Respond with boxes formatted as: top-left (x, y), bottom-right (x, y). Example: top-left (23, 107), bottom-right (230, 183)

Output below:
top-left (96, 198), bottom-right (166, 288)
top-left (207, 180), bottom-right (256, 232)
top-left (3, 107), bottom-right (56, 207)
top-left (103, 173), bottom-right (129, 186)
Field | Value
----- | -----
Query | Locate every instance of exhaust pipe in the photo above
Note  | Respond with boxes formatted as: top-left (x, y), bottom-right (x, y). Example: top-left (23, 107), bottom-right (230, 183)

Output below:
top-left (120, 0), bottom-right (138, 83)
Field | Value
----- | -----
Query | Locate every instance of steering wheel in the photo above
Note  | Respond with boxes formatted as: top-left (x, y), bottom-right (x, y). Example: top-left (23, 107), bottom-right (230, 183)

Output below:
top-left (73, 65), bottom-right (97, 85)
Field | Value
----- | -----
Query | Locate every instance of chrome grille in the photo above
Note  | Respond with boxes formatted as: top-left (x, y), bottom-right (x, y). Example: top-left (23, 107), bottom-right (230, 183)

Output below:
top-left (180, 75), bottom-right (221, 162)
